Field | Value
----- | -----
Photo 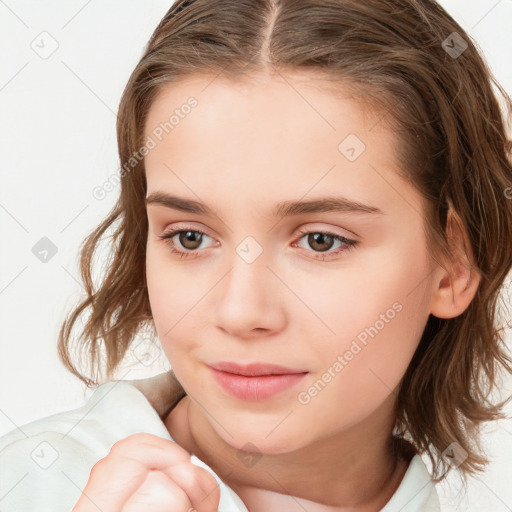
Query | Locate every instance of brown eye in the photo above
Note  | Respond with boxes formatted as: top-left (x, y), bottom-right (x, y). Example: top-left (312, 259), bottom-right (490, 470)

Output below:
top-left (158, 228), bottom-right (214, 259)
top-left (306, 233), bottom-right (335, 252)
top-left (176, 230), bottom-right (203, 250)
top-left (294, 228), bottom-right (358, 261)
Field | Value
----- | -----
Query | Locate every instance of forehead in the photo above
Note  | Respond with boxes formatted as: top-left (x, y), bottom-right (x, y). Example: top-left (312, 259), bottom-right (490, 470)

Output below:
top-left (142, 73), bottom-right (422, 218)
top-left (144, 72), bottom-right (382, 144)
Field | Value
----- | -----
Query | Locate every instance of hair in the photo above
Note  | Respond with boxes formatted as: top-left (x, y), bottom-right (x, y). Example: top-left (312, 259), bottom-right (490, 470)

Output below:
top-left (57, 0), bottom-right (512, 485)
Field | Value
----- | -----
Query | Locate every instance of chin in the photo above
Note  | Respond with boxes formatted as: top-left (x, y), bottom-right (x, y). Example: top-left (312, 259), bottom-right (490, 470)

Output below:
top-left (212, 420), bottom-right (306, 455)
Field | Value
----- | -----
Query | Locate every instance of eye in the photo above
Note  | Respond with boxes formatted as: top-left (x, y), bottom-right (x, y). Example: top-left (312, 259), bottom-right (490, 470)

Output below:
top-left (157, 228), bottom-right (214, 259)
top-left (157, 226), bottom-right (359, 261)
top-left (293, 228), bottom-right (358, 261)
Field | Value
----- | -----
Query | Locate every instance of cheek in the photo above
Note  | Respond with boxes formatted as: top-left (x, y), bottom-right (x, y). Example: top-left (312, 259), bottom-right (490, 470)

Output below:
top-left (146, 247), bottom-right (170, 323)
top-left (145, 245), bottom-right (210, 371)
top-left (146, 242), bottom-right (197, 311)
top-left (292, 244), bottom-right (429, 347)
top-left (146, 246), bottom-right (187, 340)
top-left (299, 246), bottom-right (431, 410)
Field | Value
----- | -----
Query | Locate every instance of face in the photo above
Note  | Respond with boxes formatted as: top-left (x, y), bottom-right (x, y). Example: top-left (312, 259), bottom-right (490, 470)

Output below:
top-left (144, 72), bottom-right (438, 454)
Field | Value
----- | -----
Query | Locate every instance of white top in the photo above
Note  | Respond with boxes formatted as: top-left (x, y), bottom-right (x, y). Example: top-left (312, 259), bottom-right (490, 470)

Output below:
top-left (0, 380), bottom-right (441, 511)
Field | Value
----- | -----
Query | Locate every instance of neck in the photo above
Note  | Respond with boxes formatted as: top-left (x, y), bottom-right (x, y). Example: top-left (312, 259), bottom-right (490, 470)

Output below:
top-left (165, 391), bottom-right (415, 511)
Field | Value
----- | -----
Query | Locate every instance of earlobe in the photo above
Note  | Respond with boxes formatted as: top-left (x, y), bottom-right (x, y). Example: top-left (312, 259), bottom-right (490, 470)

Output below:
top-left (429, 208), bottom-right (481, 319)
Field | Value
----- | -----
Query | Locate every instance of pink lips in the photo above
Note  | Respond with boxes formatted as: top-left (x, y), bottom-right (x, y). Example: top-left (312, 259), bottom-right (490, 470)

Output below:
top-left (208, 361), bottom-right (308, 401)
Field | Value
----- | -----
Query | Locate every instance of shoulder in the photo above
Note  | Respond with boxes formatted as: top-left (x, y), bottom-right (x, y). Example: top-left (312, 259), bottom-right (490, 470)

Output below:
top-left (0, 380), bottom-right (174, 511)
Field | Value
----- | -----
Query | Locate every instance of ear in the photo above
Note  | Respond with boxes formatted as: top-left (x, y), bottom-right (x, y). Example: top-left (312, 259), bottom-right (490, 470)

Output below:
top-left (429, 206), bottom-right (481, 319)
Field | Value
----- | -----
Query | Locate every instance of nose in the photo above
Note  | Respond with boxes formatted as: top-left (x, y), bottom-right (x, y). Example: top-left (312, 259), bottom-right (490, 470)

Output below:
top-left (213, 240), bottom-right (285, 339)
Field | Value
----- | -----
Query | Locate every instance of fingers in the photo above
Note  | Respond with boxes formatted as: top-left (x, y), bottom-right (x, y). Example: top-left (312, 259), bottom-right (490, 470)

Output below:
top-left (164, 461), bottom-right (221, 512)
top-left (73, 456), bottom-right (149, 511)
top-left (108, 433), bottom-right (192, 469)
top-left (109, 434), bottom-right (220, 511)
top-left (121, 470), bottom-right (192, 512)
top-left (73, 433), bottom-right (220, 512)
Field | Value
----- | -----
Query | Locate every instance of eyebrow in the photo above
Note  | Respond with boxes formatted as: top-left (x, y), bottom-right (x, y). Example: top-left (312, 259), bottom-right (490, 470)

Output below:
top-left (145, 191), bottom-right (384, 217)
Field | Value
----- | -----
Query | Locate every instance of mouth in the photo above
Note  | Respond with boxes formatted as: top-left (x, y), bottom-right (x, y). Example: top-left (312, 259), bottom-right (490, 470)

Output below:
top-left (208, 361), bottom-right (308, 376)
top-left (207, 361), bottom-right (309, 401)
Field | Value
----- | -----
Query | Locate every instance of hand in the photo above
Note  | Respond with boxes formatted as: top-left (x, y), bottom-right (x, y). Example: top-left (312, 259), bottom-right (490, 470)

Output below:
top-left (72, 432), bottom-right (220, 512)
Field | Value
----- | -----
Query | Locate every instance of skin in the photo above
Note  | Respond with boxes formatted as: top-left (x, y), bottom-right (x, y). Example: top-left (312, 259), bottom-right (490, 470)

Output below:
top-left (143, 71), bottom-right (480, 511)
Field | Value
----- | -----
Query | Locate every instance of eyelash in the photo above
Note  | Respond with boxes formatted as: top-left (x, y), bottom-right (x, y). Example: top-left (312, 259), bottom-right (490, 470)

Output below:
top-left (157, 226), bottom-right (358, 261)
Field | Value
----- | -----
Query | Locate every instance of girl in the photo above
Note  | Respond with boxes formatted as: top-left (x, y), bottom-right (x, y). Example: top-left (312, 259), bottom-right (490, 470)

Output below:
top-left (1, 0), bottom-right (511, 510)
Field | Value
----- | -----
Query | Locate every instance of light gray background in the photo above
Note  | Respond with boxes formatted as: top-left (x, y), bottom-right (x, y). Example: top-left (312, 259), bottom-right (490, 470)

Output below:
top-left (1, 1), bottom-right (511, 510)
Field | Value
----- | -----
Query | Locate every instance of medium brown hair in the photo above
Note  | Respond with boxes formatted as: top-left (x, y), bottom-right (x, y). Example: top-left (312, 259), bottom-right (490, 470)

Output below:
top-left (58, 0), bottom-right (512, 483)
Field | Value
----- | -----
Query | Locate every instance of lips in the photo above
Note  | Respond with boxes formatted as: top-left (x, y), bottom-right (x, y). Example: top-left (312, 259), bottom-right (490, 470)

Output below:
top-left (207, 361), bottom-right (309, 401)
top-left (208, 361), bottom-right (308, 376)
